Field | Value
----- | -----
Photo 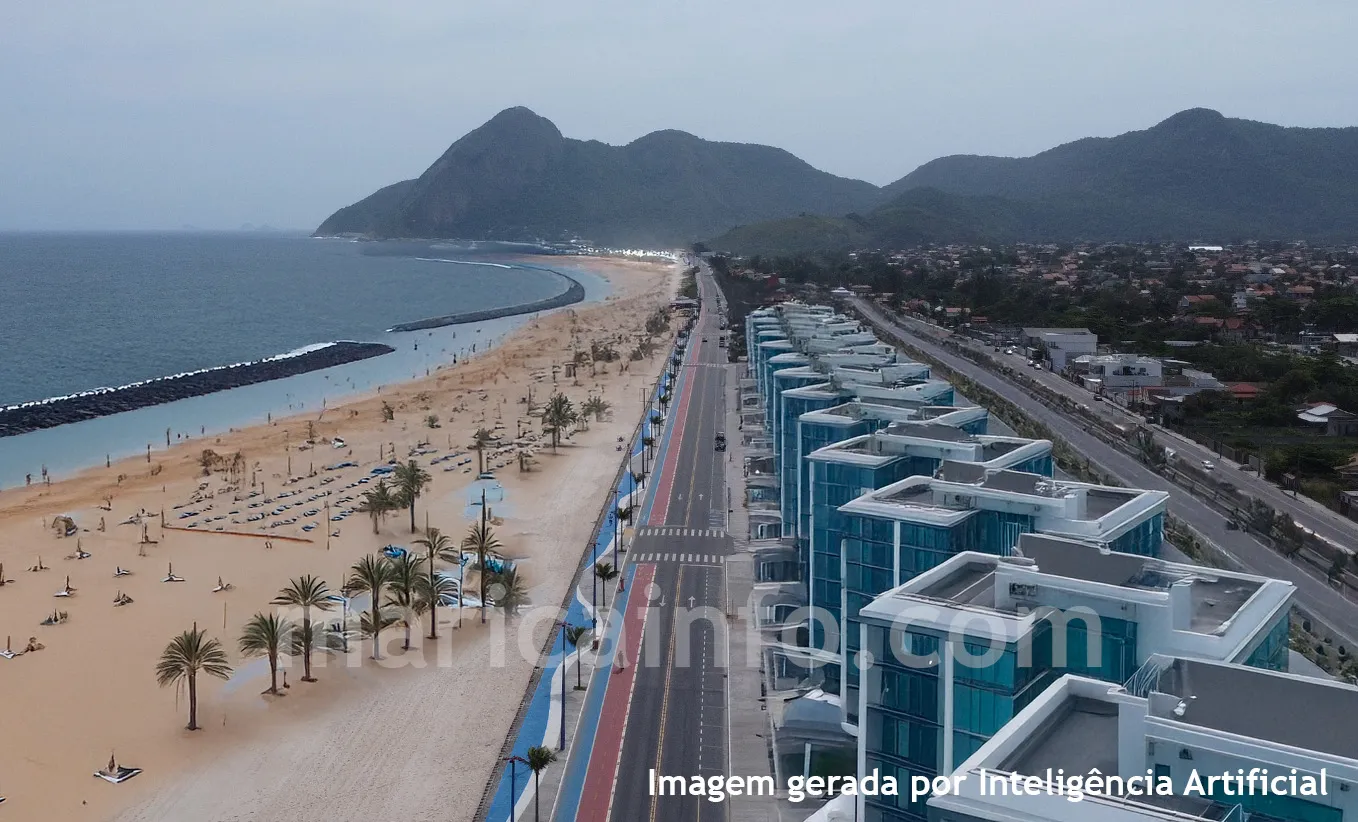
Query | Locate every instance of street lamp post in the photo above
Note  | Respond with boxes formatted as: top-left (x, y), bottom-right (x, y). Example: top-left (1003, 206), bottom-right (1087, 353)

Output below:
top-left (592, 526), bottom-right (600, 629)
top-left (556, 621), bottom-right (571, 750)
top-left (502, 754), bottom-right (528, 822)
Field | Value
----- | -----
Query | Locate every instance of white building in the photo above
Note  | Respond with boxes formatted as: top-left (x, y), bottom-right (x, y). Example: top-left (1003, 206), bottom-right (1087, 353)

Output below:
top-left (1023, 328), bottom-right (1099, 370)
top-left (1077, 355), bottom-right (1164, 392)
top-left (929, 657), bottom-right (1358, 822)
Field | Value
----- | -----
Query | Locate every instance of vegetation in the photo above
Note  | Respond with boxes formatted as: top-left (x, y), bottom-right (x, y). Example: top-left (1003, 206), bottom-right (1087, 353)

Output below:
top-left (542, 392), bottom-right (577, 452)
top-left (525, 745), bottom-right (558, 822)
top-left (357, 479), bottom-right (399, 534)
top-left (581, 395), bottom-right (611, 424)
top-left (462, 521), bottom-right (502, 624)
top-left (489, 566), bottom-right (529, 618)
top-left (239, 612), bottom-right (294, 695)
top-left (470, 427), bottom-right (494, 475)
top-left (594, 562), bottom-right (618, 609)
top-left (155, 627), bottom-right (233, 730)
top-left (271, 575), bottom-right (336, 682)
top-left (346, 555), bottom-right (396, 660)
top-left (413, 526), bottom-right (458, 638)
top-left (393, 460), bottom-right (432, 533)
top-left (384, 553), bottom-right (428, 650)
top-left (565, 625), bottom-right (590, 690)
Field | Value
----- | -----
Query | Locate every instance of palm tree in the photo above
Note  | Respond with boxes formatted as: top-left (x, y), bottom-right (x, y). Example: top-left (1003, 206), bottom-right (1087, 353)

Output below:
top-left (414, 526), bottom-right (457, 639)
top-left (155, 627), bottom-right (233, 730)
top-left (565, 625), bottom-right (590, 690)
top-left (595, 562), bottom-right (619, 609)
top-left (346, 554), bottom-right (396, 659)
top-left (272, 575), bottom-right (336, 682)
top-left (542, 392), bottom-right (577, 452)
top-left (357, 479), bottom-right (398, 535)
top-left (393, 460), bottom-right (432, 533)
top-left (289, 615), bottom-right (347, 676)
top-left (462, 521), bottom-right (502, 624)
top-left (239, 612), bottom-right (294, 695)
top-left (490, 566), bottom-right (529, 618)
top-left (470, 427), bottom-right (494, 474)
top-left (526, 745), bottom-right (558, 822)
top-left (582, 395), bottom-right (611, 423)
top-left (384, 552), bottom-right (427, 650)
top-left (631, 470), bottom-right (645, 490)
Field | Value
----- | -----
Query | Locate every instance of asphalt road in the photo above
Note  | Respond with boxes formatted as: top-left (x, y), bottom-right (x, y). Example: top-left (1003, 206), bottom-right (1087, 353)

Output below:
top-left (607, 263), bottom-right (735, 822)
top-left (968, 323), bottom-right (1358, 551)
top-left (851, 297), bottom-right (1358, 647)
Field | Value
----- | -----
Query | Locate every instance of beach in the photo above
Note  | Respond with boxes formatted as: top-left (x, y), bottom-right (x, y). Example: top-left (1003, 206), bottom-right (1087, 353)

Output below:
top-left (0, 255), bottom-right (679, 822)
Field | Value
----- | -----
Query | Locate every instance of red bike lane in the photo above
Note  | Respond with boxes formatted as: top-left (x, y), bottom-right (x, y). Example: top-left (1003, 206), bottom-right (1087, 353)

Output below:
top-left (575, 562), bottom-right (656, 821)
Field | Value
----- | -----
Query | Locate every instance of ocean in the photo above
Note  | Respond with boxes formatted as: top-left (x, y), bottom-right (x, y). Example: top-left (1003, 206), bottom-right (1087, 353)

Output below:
top-left (0, 232), bottom-right (610, 486)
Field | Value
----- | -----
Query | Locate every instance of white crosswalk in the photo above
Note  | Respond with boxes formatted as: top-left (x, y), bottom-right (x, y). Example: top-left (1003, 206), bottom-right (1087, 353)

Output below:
top-left (635, 527), bottom-right (726, 538)
top-left (632, 553), bottom-right (725, 565)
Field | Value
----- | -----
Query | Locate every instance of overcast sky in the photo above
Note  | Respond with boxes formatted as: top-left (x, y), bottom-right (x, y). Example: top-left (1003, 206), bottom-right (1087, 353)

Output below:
top-left (3, 1), bottom-right (1354, 231)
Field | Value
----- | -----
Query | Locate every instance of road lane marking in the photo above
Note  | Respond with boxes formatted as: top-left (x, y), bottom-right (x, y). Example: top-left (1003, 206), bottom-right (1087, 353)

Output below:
top-left (648, 564), bottom-right (685, 822)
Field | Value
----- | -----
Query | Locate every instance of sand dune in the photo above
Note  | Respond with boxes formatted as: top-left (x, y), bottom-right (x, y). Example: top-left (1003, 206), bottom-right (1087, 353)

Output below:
top-left (0, 256), bottom-right (679, 822)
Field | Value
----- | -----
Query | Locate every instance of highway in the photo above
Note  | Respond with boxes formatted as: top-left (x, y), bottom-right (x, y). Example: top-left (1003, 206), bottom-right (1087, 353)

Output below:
top-left (573, 261), bottom-right (734, 822)
top-left (851, 297), bottom-right (1358, 647)
top-left (975, 322), bottom-right (1358, 551)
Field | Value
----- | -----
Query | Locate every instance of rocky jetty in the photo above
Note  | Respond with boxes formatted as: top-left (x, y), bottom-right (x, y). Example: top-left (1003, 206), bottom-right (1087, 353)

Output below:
top-left (387, 273), bottom-right (584, 332)
top-left (0, 342), bottom-right (394, 437)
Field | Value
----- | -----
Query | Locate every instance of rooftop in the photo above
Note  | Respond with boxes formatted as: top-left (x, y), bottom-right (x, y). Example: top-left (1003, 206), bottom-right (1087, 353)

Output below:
top-left (1153, 657), bottom-right (1358, 760)
top-left (876, 534), bottom-right (1285, 637)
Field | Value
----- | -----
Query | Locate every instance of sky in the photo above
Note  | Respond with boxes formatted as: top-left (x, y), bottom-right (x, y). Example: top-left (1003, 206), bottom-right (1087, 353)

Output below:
top-left (2, 0), bottom-right (1355, 231)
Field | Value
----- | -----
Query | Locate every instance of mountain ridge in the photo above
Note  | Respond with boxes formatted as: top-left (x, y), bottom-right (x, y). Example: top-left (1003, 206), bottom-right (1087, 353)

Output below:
top-left (319, 107), bottom-right (1358, 251)
top-left (315, 107), bottom-right (881, 246)
top-left (711, 109), bottom-right (1358, 253)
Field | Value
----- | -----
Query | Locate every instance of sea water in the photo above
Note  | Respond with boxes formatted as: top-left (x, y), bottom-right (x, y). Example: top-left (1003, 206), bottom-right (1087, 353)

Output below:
top-left (0, 233), bottom-right (610, 487)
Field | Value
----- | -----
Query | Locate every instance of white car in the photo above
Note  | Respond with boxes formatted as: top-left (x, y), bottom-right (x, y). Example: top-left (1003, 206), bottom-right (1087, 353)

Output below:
top-left (1201, 460), bottom-right (1215, 471)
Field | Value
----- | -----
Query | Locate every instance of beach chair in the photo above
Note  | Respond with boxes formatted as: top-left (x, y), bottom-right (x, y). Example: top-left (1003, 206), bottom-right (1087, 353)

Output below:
top-left (114, 567), bottom-right (132, 578)
top-left (53, 576), bottom-right (76, 598)
top-left (28, 556), bottom-right (50, 572)
top-left (0, 563), bottom-right (12, 586)
top-left (211, 577), bottom-right (234, 593)
top-left (93, 753), bottom-right (141, 784)
top-left (0, 636), bottom-right (20, 660)
top-left (161, 564), bottom-right (185, 583)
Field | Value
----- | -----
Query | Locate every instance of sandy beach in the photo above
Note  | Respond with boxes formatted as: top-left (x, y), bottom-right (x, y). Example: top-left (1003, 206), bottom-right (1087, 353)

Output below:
top-left (0, 255), bottom-right (679, 822)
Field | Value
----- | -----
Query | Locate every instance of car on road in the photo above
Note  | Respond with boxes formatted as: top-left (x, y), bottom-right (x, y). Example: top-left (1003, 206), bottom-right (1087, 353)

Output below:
top-left (714, 432), bottom-right (727, 452)
top-left (1202, 460), bottom-right (1216, 471)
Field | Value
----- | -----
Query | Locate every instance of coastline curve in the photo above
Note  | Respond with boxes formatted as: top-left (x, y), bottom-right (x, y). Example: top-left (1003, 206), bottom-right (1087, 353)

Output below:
top-left (386, 261), bottom-right (585, 332)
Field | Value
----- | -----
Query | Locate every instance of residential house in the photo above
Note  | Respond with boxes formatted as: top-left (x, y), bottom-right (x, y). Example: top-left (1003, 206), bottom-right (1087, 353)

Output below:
top-left (1297, 402), bottom-right (1358, 437)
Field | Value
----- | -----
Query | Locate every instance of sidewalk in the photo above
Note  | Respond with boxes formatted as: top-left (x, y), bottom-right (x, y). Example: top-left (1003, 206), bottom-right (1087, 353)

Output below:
top-left (479, 367), bottom-right (676, 822)
top-left (722, 362), bottom-right (814, 822)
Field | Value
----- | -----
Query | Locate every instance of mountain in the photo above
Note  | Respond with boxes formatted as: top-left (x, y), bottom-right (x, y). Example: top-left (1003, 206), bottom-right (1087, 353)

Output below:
top-left (711, 109), bottom-right (1358, 253)
top-left (315, 107), bottom-right (881, 247)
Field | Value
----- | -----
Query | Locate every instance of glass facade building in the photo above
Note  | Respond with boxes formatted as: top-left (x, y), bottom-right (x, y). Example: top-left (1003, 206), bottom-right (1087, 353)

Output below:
top-left (855, 539), bottom-right (1294, 822)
